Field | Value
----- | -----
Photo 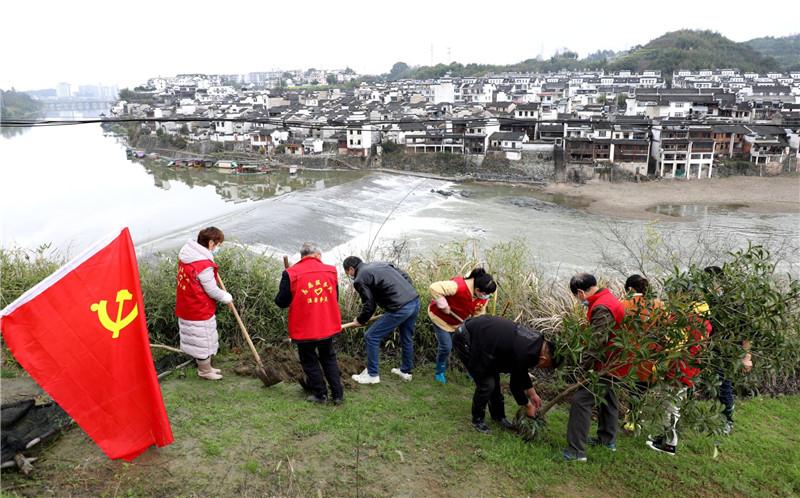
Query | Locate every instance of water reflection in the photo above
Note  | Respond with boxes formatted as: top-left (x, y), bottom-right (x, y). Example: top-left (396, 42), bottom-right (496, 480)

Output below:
top-left (647, 203), bottom-right (749, 218)
top-left (1, 126), bottom-right (29, 139)
top-left (135, 157), bottom-right (367, 203)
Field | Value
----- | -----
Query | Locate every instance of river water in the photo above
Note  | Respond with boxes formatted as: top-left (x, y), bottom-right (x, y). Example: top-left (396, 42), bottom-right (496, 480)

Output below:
top-left (2, 125), bottom-right (798, 276)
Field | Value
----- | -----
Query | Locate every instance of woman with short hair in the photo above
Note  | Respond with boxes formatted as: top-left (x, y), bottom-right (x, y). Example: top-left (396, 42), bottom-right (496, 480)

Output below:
top-left (175, 227), bottom-right (232, 380)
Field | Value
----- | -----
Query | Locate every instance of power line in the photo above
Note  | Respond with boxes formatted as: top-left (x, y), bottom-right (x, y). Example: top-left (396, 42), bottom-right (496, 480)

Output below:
top-left (0, 116), bottom-right (652, 132)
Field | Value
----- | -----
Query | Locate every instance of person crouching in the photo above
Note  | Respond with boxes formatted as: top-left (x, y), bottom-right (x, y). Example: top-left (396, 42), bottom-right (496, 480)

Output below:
top-left (175, 227), bottom-right (232, 380)
top-left (275, 243), bottom-right (344, 405)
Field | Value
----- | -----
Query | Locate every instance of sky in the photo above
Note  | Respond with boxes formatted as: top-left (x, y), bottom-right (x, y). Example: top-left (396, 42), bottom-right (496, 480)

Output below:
top-left (2, 0), bottom-right (798, 91)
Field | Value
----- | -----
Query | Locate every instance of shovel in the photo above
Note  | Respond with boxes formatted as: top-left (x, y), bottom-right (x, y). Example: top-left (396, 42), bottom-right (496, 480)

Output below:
top-left (217, 275), bottom-right (282, 387)
top-left (447, 310), bottom-right (466, 323)
top-left (341, 314), bottom-right (381, 330)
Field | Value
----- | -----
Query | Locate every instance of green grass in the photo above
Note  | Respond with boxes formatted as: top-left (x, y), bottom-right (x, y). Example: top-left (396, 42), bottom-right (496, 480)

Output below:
top-left (2, 356), bottom-right (799, 497)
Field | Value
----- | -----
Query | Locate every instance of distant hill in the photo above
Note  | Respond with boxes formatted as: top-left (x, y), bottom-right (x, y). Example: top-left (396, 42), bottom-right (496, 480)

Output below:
top-left (386, 53), bottom-right (588, 80)
top-left (607, 30), bottom-right (781, 75)
top-left (746, 34), bottom-right (800, 70)
top-left (387, 30), bottom-right (793, 81)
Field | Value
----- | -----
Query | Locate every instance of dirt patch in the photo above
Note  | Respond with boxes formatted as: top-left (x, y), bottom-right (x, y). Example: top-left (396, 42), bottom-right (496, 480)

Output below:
top-left (233, 344), bottom-right (365, 390)
top-left (0, 377), bottom-right (46, 406)
top-left (543, 176), bottom-right (800, 220)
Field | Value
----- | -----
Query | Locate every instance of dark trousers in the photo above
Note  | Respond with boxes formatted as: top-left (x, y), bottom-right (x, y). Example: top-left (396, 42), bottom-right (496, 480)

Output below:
top-left (296, 337), bottom-right (343, 400)
top-left (472, 372), bottom-right (506, 423)
top-left (453, 327), bottom-right (505, 423)
top-left (718, 374), bottom-right (734, 422)
top-left (566, 378), bottom-right (619, 457)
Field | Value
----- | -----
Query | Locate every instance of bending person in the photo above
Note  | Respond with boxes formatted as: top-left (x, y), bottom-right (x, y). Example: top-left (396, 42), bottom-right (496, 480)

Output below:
top-left (343, 256), bottom-right (420, 385)
top-left (453, 315), bottom-right (556, 434)
top-left (428, 268), bottom-right (496, 384)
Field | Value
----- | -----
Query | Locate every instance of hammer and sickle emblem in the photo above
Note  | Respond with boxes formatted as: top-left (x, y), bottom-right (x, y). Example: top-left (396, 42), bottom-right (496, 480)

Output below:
top-left (90, 289), bottom-right (139, 339)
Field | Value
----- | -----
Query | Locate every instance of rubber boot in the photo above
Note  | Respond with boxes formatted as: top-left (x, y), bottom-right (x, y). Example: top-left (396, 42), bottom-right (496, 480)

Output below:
top-left (209, 357), bottom-right (221, 375)
top-left (197, 358), bottom-right (222, 380)
top-left (434, 361), bottom-right (446, 384)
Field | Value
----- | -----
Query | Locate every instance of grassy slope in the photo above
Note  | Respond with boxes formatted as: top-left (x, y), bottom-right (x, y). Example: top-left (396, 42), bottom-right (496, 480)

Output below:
top-left (2, 357), bottom-right (799, 497)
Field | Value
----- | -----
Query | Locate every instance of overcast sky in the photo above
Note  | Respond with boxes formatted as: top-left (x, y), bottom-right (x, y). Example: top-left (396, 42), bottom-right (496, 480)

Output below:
top-left (3, 0), bottom-right (797, 91)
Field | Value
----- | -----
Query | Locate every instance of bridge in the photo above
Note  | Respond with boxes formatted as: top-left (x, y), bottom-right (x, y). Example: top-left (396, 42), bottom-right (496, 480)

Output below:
top-left (41, 98), bottom-right (115, 112)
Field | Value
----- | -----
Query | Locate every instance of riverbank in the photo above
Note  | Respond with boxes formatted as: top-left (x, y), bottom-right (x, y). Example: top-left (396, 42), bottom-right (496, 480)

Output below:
top-left (542, 175), bottom-right (800, 220)
top-left (3, 365), bottom-right (798, 497)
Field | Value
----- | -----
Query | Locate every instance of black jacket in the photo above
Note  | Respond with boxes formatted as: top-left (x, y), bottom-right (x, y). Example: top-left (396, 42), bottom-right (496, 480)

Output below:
top-left (352, 261), bottom-right (418, 325)
top-left (462, 315), bottom-right (544, 406)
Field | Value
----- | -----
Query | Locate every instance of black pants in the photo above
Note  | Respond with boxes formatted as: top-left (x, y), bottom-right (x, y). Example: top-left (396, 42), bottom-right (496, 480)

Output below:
top-left (566, 378), bottom-right (619, 457)
top-left (718, 373), bottom-right (735, 422)
top-left (296, 337), bottom-right (343, 400)
top-left (454, 326), bottom-right (505, 422)
top-left (472, 372), bottom-right (506, 423)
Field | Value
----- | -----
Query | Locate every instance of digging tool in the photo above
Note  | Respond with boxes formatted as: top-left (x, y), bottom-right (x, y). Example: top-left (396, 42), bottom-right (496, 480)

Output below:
top-left (150, 343), bottom-right (185, 354)
top-left (283, 255), bottom-right (290, 269)
top-left (217, 275), bottom-right (282, 387)
top-left (447, 310), bottom-right (466, 323)
top-left (341, 315), bottom-right (381, 330)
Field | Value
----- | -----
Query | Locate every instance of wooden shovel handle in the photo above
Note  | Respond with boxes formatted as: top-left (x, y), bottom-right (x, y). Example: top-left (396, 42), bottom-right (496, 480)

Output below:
top-left (216, 275), bottom-right (265, 368)
top-left (447, 310), bottom-right (466, 323)
top-left (341, 314), bottom-right (381, 330)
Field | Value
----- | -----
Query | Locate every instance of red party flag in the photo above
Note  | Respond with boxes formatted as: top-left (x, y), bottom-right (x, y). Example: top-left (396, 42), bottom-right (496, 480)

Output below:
top-left (1, 228), bottom-right (173, 461)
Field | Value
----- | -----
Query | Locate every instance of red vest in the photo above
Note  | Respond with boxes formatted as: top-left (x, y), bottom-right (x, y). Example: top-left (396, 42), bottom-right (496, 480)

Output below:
top-left (175, 260), bottom-right (219, 321)
top-left (586, 288), bottom-right (628, 378)
top-left (667, 314), bottom-right (712, 387)
top-left (428, 276), bottom-right (488, 326)
top-left (287, 257), bottom-right (341, 341)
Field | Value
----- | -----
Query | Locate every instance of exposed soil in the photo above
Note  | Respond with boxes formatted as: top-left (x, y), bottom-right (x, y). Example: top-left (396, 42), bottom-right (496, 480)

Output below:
top-left (233, 344), bottom-right (365, 390)
top-left (542, 175), bottom-right (800, 220)
top-left (0, 377), bottom-right (46, 406)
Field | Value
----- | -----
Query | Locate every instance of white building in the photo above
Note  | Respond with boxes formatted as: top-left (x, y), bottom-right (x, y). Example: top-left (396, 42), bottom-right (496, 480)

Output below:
top-left (432, 79), bottom-right (455, 104)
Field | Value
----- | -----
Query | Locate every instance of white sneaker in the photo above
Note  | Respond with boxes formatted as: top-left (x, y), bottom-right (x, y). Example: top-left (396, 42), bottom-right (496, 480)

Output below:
top-left (391, 368), bottom-right (412, 382)
top-left (351, 369), bottom-right (380, 384)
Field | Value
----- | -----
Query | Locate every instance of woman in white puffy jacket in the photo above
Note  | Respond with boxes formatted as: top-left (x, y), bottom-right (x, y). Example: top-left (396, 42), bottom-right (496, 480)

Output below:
top-left (175, 227), bottom-right (232, 380)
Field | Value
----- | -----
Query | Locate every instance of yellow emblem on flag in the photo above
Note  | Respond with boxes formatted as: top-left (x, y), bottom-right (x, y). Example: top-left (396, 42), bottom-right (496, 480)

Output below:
top-left (90, 289), bottom-right (139, 339)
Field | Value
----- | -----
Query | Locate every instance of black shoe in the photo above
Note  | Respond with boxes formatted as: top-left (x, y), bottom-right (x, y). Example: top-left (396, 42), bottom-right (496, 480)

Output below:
top-left (332, 397), bottom-right (344, 406)
top-left (494, 417), bottom-right (515, 430)
top-left (645, 435), bottom-right (676, 455)
top-left (298, 377), bottom-right (312, 392)
top-left (472, 420), bottom-right (491, 434)
top-left (305, 394), bottom-right (327, 404)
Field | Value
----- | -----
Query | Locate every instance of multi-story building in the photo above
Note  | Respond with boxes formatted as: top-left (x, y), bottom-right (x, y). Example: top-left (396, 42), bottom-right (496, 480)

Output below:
top-left (652, 122), bottom-right (714, 179)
